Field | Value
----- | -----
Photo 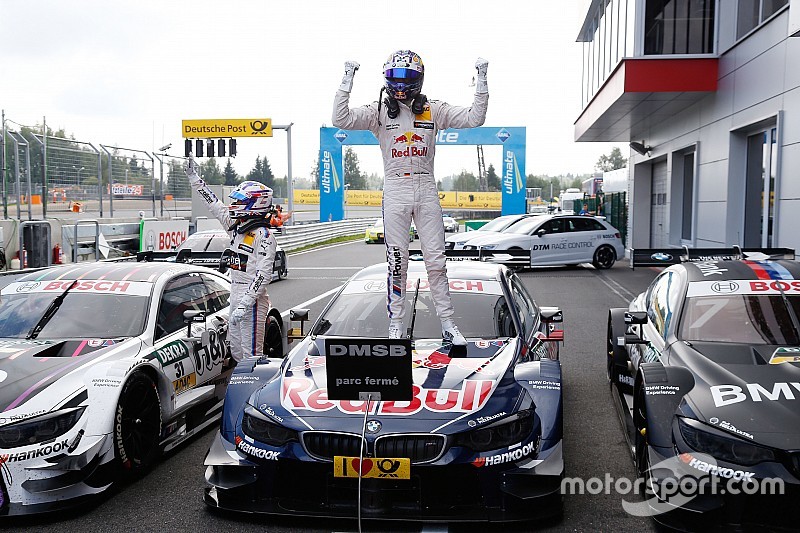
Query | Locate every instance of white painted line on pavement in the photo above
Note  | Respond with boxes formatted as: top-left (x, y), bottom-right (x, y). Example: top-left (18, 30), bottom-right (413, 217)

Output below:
top-left (594, 272), bottom-right (636, 303)
top-left (280, 285), bottom-right (342, 319)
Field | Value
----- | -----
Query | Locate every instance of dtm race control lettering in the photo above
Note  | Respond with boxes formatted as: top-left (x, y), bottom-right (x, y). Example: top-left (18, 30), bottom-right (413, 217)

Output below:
top-left (472, 441), bottom-right (536, 467)
top-left (711, 382), bottom-right (800, 407)
top-left (532, 242), bottom-right (594, 251)
top-left (281, 377), bottom-right (494, 415)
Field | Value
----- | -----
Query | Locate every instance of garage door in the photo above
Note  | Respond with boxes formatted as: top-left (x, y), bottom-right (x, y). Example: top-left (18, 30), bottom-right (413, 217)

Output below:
top-left (650, 162), bottom-right (668, 247)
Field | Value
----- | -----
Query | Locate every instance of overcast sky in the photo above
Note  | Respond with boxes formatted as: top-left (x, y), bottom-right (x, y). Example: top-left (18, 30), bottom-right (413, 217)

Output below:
top-left (0, 0), bottom-right (623, 184)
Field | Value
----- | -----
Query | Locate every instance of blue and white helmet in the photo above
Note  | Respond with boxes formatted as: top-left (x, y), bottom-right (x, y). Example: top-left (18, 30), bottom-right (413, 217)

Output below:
top-left (228, 181), bottom-right (273, 218)
top-left (383, 50), bottom-right (424, 100)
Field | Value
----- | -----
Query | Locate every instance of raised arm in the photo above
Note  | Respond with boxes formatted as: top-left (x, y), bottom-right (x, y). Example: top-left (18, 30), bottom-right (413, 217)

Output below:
top-left (434, 58), bottom-right (490, 130)
top-left (332, 60), bottom-right (379, 132)
top-left (185, 155), bottom-right (233, 229)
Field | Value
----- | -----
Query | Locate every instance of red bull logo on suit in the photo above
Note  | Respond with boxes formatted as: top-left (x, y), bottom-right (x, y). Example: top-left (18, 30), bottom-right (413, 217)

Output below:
top-left (391, 132), bottom-right (427, 158)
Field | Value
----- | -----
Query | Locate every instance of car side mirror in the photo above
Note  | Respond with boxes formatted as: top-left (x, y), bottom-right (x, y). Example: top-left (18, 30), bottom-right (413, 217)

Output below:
top-left (536, 228), bottom-right (547, 237)
top-left (183, 310), bottom-right (206, 340)
top-left (288, 308), bottom-right (310, 343)
top-left (624, 311), bottom-right (647, 325)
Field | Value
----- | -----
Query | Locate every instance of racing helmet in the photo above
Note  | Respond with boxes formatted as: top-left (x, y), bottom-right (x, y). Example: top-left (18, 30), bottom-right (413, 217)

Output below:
top-left (383, 50), bottom-right (424, 100)
top-left (228, 181), bottom-right (273, 218)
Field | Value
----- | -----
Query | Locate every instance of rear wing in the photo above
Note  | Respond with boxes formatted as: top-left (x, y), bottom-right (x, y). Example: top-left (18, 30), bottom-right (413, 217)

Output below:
top-left (135, 249), bottom-right (227, 269)
top-left (630, 246), bottom-right (795, 269)
top-left (409, 248), bottom-right (531, 267)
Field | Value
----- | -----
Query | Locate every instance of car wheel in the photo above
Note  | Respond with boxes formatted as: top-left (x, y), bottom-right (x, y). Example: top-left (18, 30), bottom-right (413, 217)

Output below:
top-left (114, 372), bottom-right (162, 475)
top-left (263, 314), bottom-right (283, 358)
top-left (593, 245), bottom-right (616, 269)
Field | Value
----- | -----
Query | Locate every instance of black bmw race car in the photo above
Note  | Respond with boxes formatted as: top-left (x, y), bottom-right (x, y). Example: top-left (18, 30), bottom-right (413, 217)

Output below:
top-left (607, 247), bottom-right (800, 529)
top-left (204, 254), bottom-right (566, 523)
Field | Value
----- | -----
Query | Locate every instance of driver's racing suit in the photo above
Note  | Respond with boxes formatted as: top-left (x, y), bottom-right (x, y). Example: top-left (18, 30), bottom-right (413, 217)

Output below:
top-left (332, 90), bottom-right (488, 322)
top-left (188, 175), bottom-right (277, 361)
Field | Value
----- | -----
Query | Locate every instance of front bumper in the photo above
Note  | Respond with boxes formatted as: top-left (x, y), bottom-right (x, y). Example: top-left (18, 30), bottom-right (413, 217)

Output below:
top-left (0, 433), bottom-right (117, 517)
top-left (204, 431), bottom-right (563, 522)
top-left (642, 446), bottom-right (800, 531)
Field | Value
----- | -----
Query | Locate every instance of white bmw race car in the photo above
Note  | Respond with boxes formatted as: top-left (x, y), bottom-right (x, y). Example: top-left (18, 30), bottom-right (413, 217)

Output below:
top-left (0, 259), bottom-right (284, 515)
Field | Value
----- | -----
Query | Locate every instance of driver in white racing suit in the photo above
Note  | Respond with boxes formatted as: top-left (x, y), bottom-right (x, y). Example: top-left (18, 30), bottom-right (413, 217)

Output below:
top-left (185, 156), bottom-right (277, 361)
top-left (333, 50), bottom-right (489, 346)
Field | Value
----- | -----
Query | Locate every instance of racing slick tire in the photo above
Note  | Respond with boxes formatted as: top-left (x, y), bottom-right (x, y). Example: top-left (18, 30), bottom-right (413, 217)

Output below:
top-left (592, 245), bottom-right (616, 269)
top-left (263, 314), bottom-right (283, 358)
top-left (114, 372), bottom-right (162, 476)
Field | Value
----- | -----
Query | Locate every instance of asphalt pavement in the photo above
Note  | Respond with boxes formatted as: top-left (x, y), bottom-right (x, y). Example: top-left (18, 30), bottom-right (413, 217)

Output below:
top-left (8, 241), bottom-right (663, 533)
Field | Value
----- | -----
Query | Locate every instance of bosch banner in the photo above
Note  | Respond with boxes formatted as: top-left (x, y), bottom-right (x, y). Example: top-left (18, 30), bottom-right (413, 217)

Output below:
top-left (139, 219), bottom-right (190, 252)
top-left (319, 126), bottom-right (526, 221)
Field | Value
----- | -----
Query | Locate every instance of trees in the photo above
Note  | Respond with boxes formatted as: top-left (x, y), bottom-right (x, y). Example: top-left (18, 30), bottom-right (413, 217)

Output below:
top-left (246, 156), bottom-right (275, 188)
top-left (223, 158), bottom-right (239, 185)
top-left (595, 147), bottom-right (627, 172)
top-left (486, 163), bottom-right (499, 191)
top-left (201, 158), bottom-right (223, 185)
top-left (451, 170), bottom-right (478, 192)
top-left (343, 147), bottom-right (366, 190)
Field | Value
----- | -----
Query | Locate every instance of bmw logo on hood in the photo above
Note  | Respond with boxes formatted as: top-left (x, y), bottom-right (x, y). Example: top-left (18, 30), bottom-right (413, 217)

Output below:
top-left (651, 252), bottom-right (673, 261)
top-left (366, 420), bottom-right (382, 433)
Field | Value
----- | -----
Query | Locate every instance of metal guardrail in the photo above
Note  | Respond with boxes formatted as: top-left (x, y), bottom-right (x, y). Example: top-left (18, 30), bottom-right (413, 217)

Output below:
top-left (274, 218), bottom-right (374, 252)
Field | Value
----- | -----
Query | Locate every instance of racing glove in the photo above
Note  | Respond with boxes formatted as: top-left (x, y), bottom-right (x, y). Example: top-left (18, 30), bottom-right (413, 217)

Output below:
top-left (339, 61), bottom-right (360, 93)
top-left (184, 154), bottom-right (202, 185)
top-left (475, 57), bottom-right (489, 94)
top-left (229, 294), bottom-right (255, 326)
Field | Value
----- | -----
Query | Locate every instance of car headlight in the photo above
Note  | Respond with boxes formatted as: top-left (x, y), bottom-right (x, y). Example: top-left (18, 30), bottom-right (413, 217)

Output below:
top-left (455, 410), bottom-right (535, 452)
top-left (242, 405), bottom-right (297, 447)
top-left (480, 244), bottom-right (497, 250)
top-left (463, 245), bottom-right (477, 250)
top-left (677, 417), bottom-right (775, 466)
top-left (0, 407), bottom-right (86, 448)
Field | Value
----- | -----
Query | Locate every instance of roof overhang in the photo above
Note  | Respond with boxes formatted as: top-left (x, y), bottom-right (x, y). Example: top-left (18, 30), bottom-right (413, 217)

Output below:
top-left (574, 57), bottom-right (718, 142)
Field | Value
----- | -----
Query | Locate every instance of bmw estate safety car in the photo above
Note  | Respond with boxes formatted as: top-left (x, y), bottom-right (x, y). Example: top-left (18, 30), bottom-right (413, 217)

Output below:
top-left (462, 214), bottom-right (624, 269)
top-left (204, 255), bottom-right (566, 522)
top-left (0, 261), bottom-right (282, 515)
top-left (607, 247), bottom-right (800, 529)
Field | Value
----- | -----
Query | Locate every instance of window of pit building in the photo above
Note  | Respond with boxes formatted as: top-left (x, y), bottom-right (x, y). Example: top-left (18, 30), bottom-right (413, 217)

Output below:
top-left (736, 0), bottom-right (789, 39)
top-left (644, 0), bottom-right (716, 55)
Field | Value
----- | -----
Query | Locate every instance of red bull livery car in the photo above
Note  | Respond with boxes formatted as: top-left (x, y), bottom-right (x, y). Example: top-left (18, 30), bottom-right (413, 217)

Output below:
top-left (204, 255), bottom-right (566, 522)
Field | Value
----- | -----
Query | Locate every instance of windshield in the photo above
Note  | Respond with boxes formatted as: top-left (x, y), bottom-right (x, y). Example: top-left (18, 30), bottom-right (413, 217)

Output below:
top-left (314, 281), bottom-right (517, 340)
top-left (680, 295), bottom-right (800, 344)
top-left (176, 233), bottom-right (229, 253)
top-left (0, 292), bottom-right (149, 339)
top-left (506, 217), bottom-right (544, 235)
top-left (480, 216), bottom-right (518, 232)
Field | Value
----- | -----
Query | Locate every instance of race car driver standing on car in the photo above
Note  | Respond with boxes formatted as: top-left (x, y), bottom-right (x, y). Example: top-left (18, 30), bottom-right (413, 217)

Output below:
top-left (185, 156), bottom-right (277, 361)
top-left (333, 50), bottom-right (488, 346)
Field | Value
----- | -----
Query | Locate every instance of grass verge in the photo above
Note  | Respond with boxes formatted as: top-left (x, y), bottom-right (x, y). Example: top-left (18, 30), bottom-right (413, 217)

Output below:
top-left (286, 233), bottom-right (364, 255)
